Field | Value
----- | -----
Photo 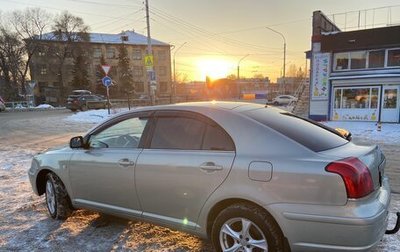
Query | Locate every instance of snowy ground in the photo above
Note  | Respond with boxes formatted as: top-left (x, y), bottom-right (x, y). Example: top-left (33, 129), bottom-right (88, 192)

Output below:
top-left (0, 107), bottom-right (399, 251)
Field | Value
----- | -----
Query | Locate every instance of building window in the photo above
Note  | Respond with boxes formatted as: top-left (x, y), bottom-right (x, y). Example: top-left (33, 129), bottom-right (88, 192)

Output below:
top-left (332, 86), bottom-right (380, 121)
top-left (157, 50), bottom-right (166, 61)
top-left (159, 81), bottom-right (168, 92)
top-left (93, 48), bottom-right (102, 58)
top-left (133, 66), bottom-right (143, 77)
top-left (40, 66), bottom-right (47, 75)
top-left (38, 48), bottom-right (46, 57)
top-left (368, 50), bottom-right (385, 68)
top-left (334, 87), bottom-right (379, 109)
top-left (134, 81), bottom-right (144, 92)
top-left (133, 49), bottom-right (142, 60)
top-left (106, 48), bottom-right (116, 59)
top-left (159, 66), bottom-right (166, 76)
top-left (383, 88), bottom-right (398, 108)
top-left (350, 51), bottom-right (367, 69)
top-left (334, 52), bottom-right (349, 70)
top-left (387, 49), bottom-right (400, 67)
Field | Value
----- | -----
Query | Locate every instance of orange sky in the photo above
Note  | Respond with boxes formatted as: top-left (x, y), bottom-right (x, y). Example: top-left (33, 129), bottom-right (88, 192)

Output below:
top-left (2, 0), bottom-right (400, 81)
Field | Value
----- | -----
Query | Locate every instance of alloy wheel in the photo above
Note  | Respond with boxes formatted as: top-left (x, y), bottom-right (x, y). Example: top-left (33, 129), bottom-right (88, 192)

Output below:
top-left (219, 217), bottom-right (268, 251)
top-left (46, 180), bottom-right (56, 215)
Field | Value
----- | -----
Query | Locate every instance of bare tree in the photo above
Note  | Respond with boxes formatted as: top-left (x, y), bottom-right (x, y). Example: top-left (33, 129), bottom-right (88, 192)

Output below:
top-left (0, 28), bottom-right (25, 100)
top-left (9, 8), bottom-right (52, 95)
top-left (49, 11), bottom-right (90, 102)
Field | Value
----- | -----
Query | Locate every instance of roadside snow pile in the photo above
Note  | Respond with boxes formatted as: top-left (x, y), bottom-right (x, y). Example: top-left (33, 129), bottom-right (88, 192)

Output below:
top-left (324, 121), bottom-right (400, 144)
top-left (35, 104), bottom-right (54, 109)
top-left (65, 108), bottom-right (129, 124)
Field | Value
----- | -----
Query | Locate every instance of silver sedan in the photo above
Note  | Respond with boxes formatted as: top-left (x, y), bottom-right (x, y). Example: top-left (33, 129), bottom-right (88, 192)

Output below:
top-left (28, 101), bottom-right (398, 251)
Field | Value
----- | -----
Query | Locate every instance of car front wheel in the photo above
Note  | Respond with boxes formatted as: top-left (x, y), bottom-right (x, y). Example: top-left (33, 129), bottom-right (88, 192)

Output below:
top-left (211, 204), bottom-right (285, 252)
top-left (45, 173), bottom-right (73, 220)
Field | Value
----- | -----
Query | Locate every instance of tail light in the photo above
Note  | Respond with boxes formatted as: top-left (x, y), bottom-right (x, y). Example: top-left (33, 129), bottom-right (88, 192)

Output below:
top-left (325, 157), bottom-right (374, 199)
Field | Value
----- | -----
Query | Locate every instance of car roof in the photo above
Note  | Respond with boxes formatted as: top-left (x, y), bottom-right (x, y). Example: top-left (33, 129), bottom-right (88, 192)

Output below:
top-left (117, 101), bottom-right (285, 118)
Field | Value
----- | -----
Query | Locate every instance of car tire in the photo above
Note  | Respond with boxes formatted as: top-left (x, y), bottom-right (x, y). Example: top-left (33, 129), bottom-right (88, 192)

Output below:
top-left (273, 101), bottom-right (279, 106)
top-left (80, 104), bottom-right (88, 111)
top-left (45, 173), bottom-right (73, 220)
top-left (70, 109), bottom-right (77, 112)
top-left (211, 203), bottom-right (285, 252)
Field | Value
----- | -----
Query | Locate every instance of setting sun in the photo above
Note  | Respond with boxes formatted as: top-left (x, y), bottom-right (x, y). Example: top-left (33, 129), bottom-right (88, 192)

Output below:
top-left (196, 58), bottom-right (235, 80)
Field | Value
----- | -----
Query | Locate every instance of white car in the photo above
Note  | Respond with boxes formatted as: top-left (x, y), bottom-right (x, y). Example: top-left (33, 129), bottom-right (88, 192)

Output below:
top-left (272, 95), bottom-right (298, 106)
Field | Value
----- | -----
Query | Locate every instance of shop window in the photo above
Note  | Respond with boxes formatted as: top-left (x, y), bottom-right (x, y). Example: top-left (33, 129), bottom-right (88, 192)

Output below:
top-left (350, 51), bottom-right (367, 69)
top-left (371, 88), bottom-right (379, 108)
top-left (334, 53), bottom-right (349, 71)
top-left (383, 88), bottom-right (398, 108)
top-left (334, 87), bottom-right (380, 110)
top-left (387, 49), bottom-right (400, 67)
top-left (334, 89), bottom-right (342, 108)
top-left (368, 50), bottom-right (385, 68)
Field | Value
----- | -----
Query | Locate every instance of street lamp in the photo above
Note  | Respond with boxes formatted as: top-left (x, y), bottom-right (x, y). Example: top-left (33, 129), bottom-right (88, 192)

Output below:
top-left (237, 54), bottom-right (250, 99)
top-left (265, 27), bottom-right (286, 92)
top-left (173, 42), bottom-right (187, 83)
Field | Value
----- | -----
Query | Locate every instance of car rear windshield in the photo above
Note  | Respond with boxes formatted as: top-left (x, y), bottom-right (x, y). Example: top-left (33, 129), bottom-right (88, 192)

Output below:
top-left (243, 108), bottom-right (349, 152)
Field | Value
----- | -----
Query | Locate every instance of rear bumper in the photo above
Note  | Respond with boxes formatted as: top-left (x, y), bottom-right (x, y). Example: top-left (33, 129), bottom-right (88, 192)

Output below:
top-left (269, 177), bottom-right (391, 252)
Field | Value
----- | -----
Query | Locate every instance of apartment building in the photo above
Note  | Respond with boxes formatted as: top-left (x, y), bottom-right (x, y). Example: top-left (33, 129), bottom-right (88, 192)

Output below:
top-left (29, 30), bottom-right (171, 105)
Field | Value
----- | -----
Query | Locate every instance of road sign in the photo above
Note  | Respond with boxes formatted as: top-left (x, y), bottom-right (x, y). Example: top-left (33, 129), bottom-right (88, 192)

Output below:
top-left (149, 70), bottom-right (156, 81)
top-left (144, 54), bottom-right (154, 70)
top-left (102, 76), bottom-right (112, 87)
top-left (102, 65), bottom-right (111, 76)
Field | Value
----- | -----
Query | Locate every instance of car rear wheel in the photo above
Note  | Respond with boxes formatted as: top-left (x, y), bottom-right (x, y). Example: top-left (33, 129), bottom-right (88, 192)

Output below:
top-left (45, 173), bottom-right (73, 220)
top-left (273, 101), bottom-right (279, 106)
top-left (211, 204), bottom-right (285, 252)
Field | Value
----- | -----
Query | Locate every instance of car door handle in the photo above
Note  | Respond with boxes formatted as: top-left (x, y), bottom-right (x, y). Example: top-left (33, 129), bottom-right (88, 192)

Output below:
top-left (118, 159), bottom-right (135, 167)
top-left (200, 162), bottom-right (223, 172)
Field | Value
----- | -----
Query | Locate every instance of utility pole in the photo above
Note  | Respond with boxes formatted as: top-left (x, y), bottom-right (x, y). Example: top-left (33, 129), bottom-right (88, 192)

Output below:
top-left (237, 54), bottom-right (249, 99)
top-left (145, 0), bottom-right (156, 105)
top-left (266, 27), bottom-right (286, 94)
top-left (173, 42), bottom-right (187, 97)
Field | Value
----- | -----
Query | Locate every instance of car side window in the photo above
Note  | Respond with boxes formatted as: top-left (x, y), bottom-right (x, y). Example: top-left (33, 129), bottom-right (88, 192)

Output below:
top-left (149, 114), bottom-right (235, 151)
top-left (89, 117), bottom-right (148, 148)
top-left (203, 124), bottom-right (235, 151)
top-left (150, 117), bottom-right (206, 150)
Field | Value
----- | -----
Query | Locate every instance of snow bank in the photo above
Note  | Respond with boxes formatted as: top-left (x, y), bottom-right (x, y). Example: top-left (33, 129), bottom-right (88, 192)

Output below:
top-left (324, 121), bottom-right (400, 144)
top-left (66, 108), bottom-right (129, 124)
top-left (35, 104), bottom-right (54, 109)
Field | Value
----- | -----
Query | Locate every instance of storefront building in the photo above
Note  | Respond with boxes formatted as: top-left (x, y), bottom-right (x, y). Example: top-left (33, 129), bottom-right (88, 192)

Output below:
top-left (309, 11), bottom-right (400, 123)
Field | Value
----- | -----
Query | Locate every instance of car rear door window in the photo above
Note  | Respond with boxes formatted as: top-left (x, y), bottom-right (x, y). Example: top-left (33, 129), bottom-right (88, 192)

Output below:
top-left (203, 124), bottom-right (235, 151)
top-left (150, 117), bottom-right (206, 150)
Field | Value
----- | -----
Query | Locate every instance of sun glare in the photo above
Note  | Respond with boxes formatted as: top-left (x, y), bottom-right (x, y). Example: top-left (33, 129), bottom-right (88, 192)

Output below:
top-left (197, 58), bottom-right (234, 80)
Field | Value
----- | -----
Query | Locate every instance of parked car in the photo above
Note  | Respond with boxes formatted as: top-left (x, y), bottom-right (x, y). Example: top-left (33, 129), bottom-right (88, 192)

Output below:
top-left (0, 96), bottom-right (6, 112)
top-left (28, 101), bottom-right (398, 251)
top-left (271, 95), bottom-right (298, 106)
top-left (66, 90), bottom-right (108, 111)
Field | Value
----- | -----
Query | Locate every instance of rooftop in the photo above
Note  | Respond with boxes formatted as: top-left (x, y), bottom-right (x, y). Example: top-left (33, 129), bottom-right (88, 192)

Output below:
top-left (40, 30), bottom-right (169, 46)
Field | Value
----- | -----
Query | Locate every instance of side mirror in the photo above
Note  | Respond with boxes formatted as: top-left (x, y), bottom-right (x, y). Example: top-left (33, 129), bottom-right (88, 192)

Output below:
top-left (70, 136), bottom-right (85, 148)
